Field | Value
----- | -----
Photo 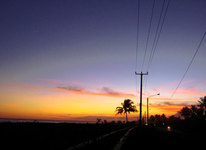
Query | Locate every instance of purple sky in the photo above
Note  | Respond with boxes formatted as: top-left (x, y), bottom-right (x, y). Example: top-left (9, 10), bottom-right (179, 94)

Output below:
top-left (0, 0), bottom-right (206, 119)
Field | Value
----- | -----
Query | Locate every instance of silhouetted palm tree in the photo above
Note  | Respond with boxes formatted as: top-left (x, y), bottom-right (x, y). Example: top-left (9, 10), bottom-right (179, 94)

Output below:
top-left (180, 96), bottom-right (206, 119)
top-left (115, 99), bottom-right (137, 122)
top-left (198, 96), bottom-right (206, 109)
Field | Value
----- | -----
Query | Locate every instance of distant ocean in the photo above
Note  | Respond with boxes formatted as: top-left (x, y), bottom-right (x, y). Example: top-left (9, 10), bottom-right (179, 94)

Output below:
top-left (0, 118), bottom-right (95, 124)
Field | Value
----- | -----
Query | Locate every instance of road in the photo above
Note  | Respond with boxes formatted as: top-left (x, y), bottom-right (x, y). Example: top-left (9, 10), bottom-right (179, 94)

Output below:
top-left (66, 126), bottom-right (135, 150)
top-left (67, 125), bottom-right (202, 150)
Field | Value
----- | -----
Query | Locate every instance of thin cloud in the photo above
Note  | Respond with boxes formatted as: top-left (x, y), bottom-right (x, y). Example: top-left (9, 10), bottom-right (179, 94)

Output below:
top-left (57, 86), bottom-right (135, 98)
top-left (151, 97), bottom-right (197, 101)
top-left (101, 87), bottom-right (134, 97)
top-left (151, 101), bottom-right (194, 107)
top-left (57, 85), bottom-right (84, 92)
top-left (8, 83), bottom-right (135, 98)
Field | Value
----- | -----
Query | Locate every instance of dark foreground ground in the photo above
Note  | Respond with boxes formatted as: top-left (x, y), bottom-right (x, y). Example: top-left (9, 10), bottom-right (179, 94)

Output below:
top-left (1, 122), bottom-right (206, 150)
top-left (121, 125), bottom-right (205, 149)
top-left (0, 122), bottom-right (130, 150)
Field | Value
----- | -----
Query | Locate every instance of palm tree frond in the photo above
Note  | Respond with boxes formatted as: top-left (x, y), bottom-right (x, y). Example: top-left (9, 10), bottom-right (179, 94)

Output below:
top-left (115, 106), bottom-right (123, 115)
top-left (115, 99), bottom-right (138, 122)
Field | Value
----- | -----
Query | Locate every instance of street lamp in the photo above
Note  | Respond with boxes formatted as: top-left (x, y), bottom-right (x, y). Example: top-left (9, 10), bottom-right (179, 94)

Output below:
top-left (146, 93), bottom-right (160, 125)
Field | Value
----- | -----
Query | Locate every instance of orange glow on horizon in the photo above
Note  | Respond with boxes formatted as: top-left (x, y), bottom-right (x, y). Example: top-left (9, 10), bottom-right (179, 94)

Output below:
top-left (0, 82), bottom-right (201, 121)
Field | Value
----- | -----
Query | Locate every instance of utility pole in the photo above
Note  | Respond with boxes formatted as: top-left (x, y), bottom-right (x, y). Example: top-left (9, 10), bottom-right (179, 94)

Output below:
top-left (135, 72), bottom-right (148, 126)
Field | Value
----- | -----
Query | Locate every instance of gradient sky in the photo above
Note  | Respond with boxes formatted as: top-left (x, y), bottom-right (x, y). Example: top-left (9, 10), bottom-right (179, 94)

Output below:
top-left (0, 0), bottom-right (206, 122)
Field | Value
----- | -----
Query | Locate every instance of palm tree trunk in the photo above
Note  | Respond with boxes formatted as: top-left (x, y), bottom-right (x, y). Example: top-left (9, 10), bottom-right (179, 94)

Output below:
top-left (126, 112), bottom-right (128, 123)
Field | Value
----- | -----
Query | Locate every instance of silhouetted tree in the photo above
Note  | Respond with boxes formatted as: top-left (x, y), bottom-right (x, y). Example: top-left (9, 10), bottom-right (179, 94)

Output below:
top-left (167, 115), bottom-right (181, 128)
top-left (154, 114), bottom-right (161, 125)
top-left (168, 115), bottom-right (181, 123)
top-left (179, 96), bottom-right (206, 120)
top-left (117, 120), bottom-right (123, 124)
top-left (149, 114), bottom-right (168, 126)
top-left (115, 99), bottom-right (137, 122)
top-left (179, 106), bottom-right (192, 119)
top-left (103, 120), bottom-right (107, 124)
top-left (198, 96), bottom-right (206, 116)
top-left (96, 118), bottom-right (102, 124)
top-left (150, 115), bottom-right (155, 125)
top-left (161, 114), bottom-right (167, 125)
top-left (198, 96), bottom-right (206, 109)
top-left (190, 105), bottom-right (199, 118)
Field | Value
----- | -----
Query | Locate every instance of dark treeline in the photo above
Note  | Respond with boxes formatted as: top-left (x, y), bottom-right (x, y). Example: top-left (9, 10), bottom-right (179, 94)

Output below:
top-left (149, 96), bottom-right (206, 132)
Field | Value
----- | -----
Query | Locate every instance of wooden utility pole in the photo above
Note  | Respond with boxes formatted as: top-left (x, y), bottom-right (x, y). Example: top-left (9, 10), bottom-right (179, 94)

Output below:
top-left (135, 72), bottom-right (148, 126)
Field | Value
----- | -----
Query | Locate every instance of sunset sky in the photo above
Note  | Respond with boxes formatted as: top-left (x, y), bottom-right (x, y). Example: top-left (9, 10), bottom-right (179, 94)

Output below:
top-left (0, 0), bottom-right (206, 122)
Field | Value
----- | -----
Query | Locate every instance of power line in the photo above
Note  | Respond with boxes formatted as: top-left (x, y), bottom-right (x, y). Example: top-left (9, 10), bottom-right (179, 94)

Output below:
top-left (143, 0), bottom-right (166, 92)
top-left (135, 0), bottom-right (141, 113)
top-left (141, 0), bottom-right (156, 71)
top-left (147, 0), bottom-right (171, 72)
top-left (135, 0), bottom-right (140, 72)
top-left (144, 0), bottom-right (171, 92)
top-left (170, 32), bottom-right (206, 99)
top-left (146, 0), bottom-right (166, 72)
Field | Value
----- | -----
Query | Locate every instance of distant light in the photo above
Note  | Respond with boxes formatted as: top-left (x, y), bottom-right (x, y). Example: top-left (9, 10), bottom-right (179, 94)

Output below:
top-left (167, 126), bottom-right (171, 131)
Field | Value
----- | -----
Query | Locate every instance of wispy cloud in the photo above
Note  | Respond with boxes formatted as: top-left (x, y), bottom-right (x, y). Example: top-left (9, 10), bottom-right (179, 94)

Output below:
top-left (56, 86), bottom-right (135, 98)
top-left (57, 85), bottom-right (84, 92)
top-left (7, 82), bottom-right (135, 98)
top-left (151, 101), bottom-right (194, 107)
top-left (151, 97), bottom-right (197, 101)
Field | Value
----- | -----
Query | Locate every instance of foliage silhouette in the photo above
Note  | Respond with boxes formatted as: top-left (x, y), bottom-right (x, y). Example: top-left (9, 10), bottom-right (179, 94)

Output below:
top-left (149, 114), bottom-right (168, 126)
top-left (96, 118), bottom-right (102, 124)
top-left (179, 96), bottom-right (206, 120)
top-left (198, 96), bottom-right (206, 115)
top-left (115, 99), bottom-right (137, 122)
top-left (179, 106), bottom-right (192, 119)
top-left (149, 96), bottom-right (206, 127)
